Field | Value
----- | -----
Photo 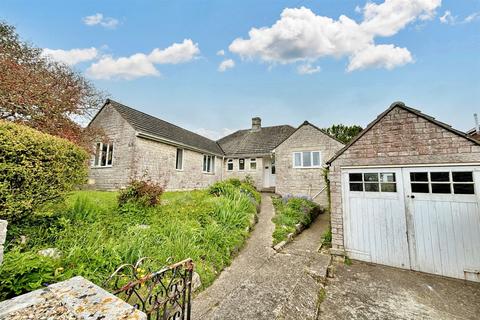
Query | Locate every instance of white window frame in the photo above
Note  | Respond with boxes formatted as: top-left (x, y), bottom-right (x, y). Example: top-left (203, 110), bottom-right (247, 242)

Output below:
top-left (175, 148), bottom-right (184, 171)
top-left (250, 158), bottom-right (257, 170)
top-left (227, 159), bottom-right (234, 171)
top-left (292, 151), bottom-right (321, 169)
top-left (239, 158), bottom-right (245, 171)
top-left (203, 155), bottom-right (215, 174)
top-left (92, 142), bottom-right (114, 168)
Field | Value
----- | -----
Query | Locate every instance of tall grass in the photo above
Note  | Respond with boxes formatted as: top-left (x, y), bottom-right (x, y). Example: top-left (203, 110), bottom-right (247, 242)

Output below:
top-left (0, 186), bottom-right (261, 300)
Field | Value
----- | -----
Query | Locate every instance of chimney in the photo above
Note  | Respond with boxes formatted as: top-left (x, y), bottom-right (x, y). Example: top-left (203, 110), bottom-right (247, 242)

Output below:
top-left (251, 117), bottom-right (261, 131)
top-left (475, 113), bottom-right (479, 134)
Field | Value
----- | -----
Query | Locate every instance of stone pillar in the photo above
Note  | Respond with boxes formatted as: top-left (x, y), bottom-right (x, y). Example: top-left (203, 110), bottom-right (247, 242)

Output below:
top-left (0, 220), bottom-right (7, 265)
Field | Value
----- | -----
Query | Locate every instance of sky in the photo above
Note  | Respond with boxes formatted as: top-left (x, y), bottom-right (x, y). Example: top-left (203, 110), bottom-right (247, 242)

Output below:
top-left (1, 0), bottom-right (479, 139)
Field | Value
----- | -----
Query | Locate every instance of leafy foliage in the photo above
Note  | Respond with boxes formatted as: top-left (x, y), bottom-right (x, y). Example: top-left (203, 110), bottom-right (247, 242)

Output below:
top-left (0, 121), bottom-right (88, 222)
top-left (118, 179), bottom-right (165, 207)
top-left (271, 195), bottom-right (323, 245)
top-left (0, 21), bottom-right (105, 148)
top-left (0, 249), bottom-right (62, 300)
top-left (0, 186), bottom-right (260, 300)
top-left (323, 124), bottom-right (363, 144)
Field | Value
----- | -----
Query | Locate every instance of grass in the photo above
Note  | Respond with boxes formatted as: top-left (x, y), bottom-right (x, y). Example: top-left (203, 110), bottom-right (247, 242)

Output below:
top-left (0, 184), bottom-right (260, 301)
top-left (271, 195), bottom-right (323, 245)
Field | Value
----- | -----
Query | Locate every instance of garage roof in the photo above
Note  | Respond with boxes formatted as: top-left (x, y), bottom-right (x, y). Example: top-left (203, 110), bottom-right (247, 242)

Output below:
top-left (327, 101), bottom-right (480, 164)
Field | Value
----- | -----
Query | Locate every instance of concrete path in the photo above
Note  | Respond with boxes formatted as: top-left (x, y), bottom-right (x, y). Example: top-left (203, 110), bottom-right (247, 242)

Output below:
top-left (319, 261), bottom-right (480, 320)
top-left (192, 194), bottom-right (331, 320)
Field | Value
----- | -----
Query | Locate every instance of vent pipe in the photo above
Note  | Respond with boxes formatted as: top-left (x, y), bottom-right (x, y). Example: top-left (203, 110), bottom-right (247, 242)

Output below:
top-left (475, 113), bottom-right (479, 134)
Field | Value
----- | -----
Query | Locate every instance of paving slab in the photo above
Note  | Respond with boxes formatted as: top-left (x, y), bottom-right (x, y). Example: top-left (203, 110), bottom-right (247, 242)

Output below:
top-left (193, 194), bottom-right (331, 320)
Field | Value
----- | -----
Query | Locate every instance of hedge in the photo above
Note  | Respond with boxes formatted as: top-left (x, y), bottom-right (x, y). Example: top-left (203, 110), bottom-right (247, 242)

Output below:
top-left (0, 121), bottom-right (88, 222)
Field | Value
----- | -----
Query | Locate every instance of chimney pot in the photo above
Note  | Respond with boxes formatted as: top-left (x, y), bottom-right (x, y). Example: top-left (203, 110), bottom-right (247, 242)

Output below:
top-left (252, 117), bottom-right (261, 131)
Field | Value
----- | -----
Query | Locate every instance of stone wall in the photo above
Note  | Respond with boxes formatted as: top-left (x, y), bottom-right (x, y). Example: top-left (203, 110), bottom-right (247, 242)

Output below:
top-left (88, 104), bottom-right (137, 190)
top-left (0, 220), bottom-right (6, 265)
top-left (329, 106), bottom-right (480, 254)
top-left (135, 137), bottom-right (222, 190)
top-left (275, 123), bottom-right (344, 207)
top-left (223, 157), bottom-right (266, 189)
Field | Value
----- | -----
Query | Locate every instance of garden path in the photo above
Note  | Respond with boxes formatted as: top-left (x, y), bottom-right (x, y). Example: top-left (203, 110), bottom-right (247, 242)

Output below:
top-left (192, 193), bottom-right (331, 320)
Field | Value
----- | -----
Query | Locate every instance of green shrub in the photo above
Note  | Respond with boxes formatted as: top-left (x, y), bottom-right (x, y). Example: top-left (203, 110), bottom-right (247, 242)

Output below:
top-left (271, 195), bottom-right (323, 245)
top-left (0, 121), bottom-right (88, 222)
top-left (0, 249), bottom-right (62, 300)
top-left (118, 179), bottom-right (164, 207)
top-left (208, 178), bottom-right (260, 205)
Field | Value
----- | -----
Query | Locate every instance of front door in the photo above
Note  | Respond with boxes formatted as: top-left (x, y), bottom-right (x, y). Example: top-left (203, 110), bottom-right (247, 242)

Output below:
top-left (263, 157), bottom-right (276, 188)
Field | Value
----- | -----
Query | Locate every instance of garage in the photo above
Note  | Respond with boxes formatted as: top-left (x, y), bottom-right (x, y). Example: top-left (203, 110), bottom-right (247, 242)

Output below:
top-left (343, 166), bottom-right (480, 281)
top-left (328, 102), bottom-right (480, 282)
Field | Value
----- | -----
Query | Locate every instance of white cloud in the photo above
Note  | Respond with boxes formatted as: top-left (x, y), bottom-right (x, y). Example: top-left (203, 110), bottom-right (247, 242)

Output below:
top-left (440, 10), bottom-right (456, 24)
top-left (82, 13), bottom-right (119, 29)
top-left (42, 47), bottom-right (98, 66)
top-left (218, 59), bottom-right (235, 72)
top-left (148, 39), bottom-right (200, 64)
top-left (229, 1), bottom-right (440, 71)
top-left (297, 63), bottom-right (321, 74)
top-left (464, 12), bottom-right (480, 23)
top-left (195, 128), bottom-right (235, 140)
top-left (86, 39), bottom-right (200, 80)
top-left (347, 45), bottom-right (413, 72)
top-left (216, 49), bottom-right (225, 56)
top-left (87, 54), bottom-right (159, 80)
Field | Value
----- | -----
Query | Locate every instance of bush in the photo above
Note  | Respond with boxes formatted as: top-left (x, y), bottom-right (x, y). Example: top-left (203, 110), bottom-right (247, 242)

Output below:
top-left (271, 195), bottom-right (323, 245)
top-left (0, 249), bottom-right (62, 300)
top-left (208, 178), bottom-right (260, 204)
top-left (118, 179), bottom-right (164, 207)
top-left (0, 121), bottom-right (88, 222)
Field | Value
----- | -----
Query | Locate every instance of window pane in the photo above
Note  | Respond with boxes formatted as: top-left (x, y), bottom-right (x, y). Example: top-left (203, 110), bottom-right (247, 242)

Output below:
top-left (350, 183), bottom-right (363, 191)
top-left (381, 183), bottom-right (397, 192)
top-left (250, 160), bottom-right (256, 170)
top-left (453, 184), bottom-right (475, 195)
top-left (302, 152), bottom-right (311, 167)
top-left (410, 172), bottom-right (428, 182)
top-left (176, 149), bottom-right (183, 169)
top-left (211, 156), bottom-right (215, 173)
top-left (412, 183), bottom-right (429, 193)
top-left (430, 172), bottom-right (450, 182)
top-left (432, 183), bottom-right (451, 194)
top-left (107, 144), bottom-right (114, 166)
top-left (207, 156), bottom-right (211, 172)
top-left (203, 155), bottom-right (207, 171)
top-left (365, 183), bottom-right (379, 192)
top-left (294, 153), bottom-right (301, 167)
top-left (94, 143), bottom-right (100, 166)
top-left (349, 173), bottom-right (362, 182)
top-left (452, 172), bottom-right (473, 182)
top-left (239, 158), bottom-right (245, 170)
top-left (312, 152), bottom-right (320, 166)
top-left (101, 143), bottom-right (108, 166)
top-left (380, 173), bottom-right (396, 183)
top-left (364, 173), bottom-right (379, 182)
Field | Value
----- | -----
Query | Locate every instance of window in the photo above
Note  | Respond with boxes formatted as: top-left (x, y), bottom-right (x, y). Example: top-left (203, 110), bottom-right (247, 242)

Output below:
top-left (93, 142), bottom-right (114, 167)
top-left (239, 158), bottom-right (245, 171)
top-left (175, 148), bottom-right (183, 170)
top-left (410, 171), bottom-right (475, 195)
top-left (203, 155), bottom-right (215, 173)
top-left (227, 159), bottom-right (234, 171)
top-left (250, 158), bottom-right (257, 170)
top-left (349, 172), bottom-right (397, 193)
top-left (293, 151), bottom-right (321, 168)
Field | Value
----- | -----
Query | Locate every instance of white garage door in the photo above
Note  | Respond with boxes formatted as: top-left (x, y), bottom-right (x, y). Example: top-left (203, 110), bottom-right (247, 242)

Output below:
top-left (343, 166), bottom-right (480, 282)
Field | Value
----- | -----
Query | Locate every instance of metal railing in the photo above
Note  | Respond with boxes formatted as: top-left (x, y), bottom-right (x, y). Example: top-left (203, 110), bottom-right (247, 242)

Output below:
top-left (105, 257), bottom-right (194, 320)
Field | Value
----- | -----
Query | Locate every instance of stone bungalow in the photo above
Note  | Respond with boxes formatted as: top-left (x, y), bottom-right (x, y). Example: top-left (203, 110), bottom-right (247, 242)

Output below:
top-left (88, 99), bottom-right (343, 207)
top-left (327, 102), bottom-right (480, 282)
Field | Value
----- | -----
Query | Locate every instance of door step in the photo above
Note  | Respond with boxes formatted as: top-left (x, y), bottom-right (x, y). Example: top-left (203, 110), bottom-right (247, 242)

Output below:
top-left (261, 187), bottom-right (276, 193)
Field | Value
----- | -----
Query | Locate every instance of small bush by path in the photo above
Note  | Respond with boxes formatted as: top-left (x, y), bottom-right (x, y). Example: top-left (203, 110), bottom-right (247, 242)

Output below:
top-left (0, 183), bottom-right (261, 301)
top-left (271, 195), bottom-right (323, 245)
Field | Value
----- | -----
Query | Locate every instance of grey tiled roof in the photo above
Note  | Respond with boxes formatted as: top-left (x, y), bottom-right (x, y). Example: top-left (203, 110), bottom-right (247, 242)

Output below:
top-left (107, 99), bottom-right (224, 155)
top-left (217, 125), bottom-right (296, 157)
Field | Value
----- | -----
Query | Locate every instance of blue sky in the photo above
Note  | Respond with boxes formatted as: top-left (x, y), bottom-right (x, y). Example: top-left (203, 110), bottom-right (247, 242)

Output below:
top-left (1, 0), bottom-right (479, 139)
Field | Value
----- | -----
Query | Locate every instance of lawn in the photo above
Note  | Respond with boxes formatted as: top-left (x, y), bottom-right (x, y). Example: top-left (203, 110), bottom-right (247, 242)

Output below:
top-left (0, 181), bottom-right (260, 300)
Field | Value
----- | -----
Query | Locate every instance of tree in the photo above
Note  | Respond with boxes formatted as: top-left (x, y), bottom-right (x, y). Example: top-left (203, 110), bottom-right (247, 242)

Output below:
top-left (323, 124), bottom-right (363, 144)
top-left (0, 21), bottom-right (105, 149)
